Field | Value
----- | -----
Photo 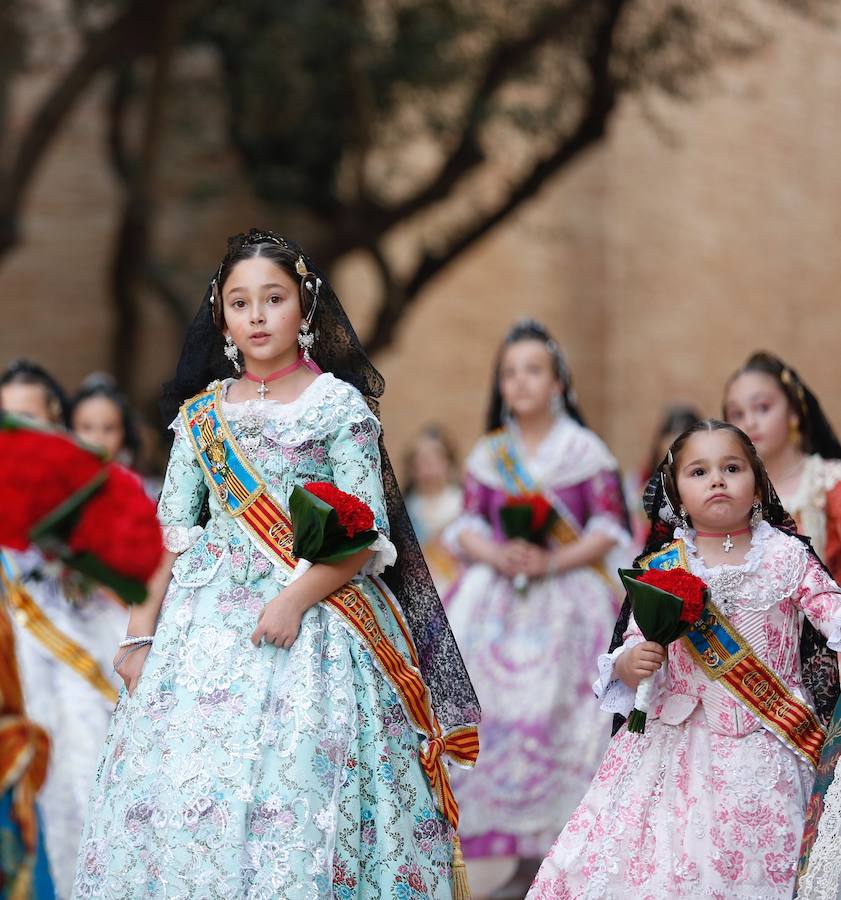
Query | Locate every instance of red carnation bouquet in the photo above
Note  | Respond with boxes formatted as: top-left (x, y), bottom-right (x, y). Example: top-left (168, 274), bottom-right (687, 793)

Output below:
top-left (499, 493), bottom-right (559, 592)
top-left (287, 482), bottom-right (379, 582)
top-left (0, 413), bottom-right (163, 604)
top-left (618, 566), bottom-right (709, 732)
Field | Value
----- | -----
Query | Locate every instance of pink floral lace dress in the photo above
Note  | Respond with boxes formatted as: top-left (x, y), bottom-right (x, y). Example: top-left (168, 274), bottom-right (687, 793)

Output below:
top-left (528, 521), bottom-right (841, 899)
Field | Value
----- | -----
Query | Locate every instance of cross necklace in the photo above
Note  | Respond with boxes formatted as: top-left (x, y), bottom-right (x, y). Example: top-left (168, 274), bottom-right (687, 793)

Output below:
top-left (695, 526), bottom-right (751, 553)
top-left (243, 356), bottom-right (306, 400)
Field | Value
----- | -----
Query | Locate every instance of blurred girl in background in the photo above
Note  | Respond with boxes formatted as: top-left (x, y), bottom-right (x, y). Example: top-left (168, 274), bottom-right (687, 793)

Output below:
top-left (404, 424), bottom-right (463, 593)
top-left (0, 359), bottom-right (125, 898)
top-left (724, 351), bottom-right (841, 897)
top-left (442, 320), bottom-right (630, 898)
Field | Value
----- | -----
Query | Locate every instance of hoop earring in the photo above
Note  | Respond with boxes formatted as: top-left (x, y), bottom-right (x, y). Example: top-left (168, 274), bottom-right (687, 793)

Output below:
top-left (224, 335), bottom-right (241, 374)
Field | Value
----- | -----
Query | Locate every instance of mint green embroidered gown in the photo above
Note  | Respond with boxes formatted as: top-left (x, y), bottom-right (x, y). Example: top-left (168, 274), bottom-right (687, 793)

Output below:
top-left (72, 375), bottom-right (454, 900)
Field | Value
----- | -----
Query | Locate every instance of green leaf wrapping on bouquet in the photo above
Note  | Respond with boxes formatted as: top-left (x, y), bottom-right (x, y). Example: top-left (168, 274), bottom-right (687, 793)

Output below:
top-left (618, 569), bottom-right (692, 646)
top-left (289, 485), bottom-right (378, 564)
top-left (65, 552), bottom-right (148, 605)
top-left (29, 470), bottom-right (109, 544)
top-left (499, 504), bottom-right (534, 541)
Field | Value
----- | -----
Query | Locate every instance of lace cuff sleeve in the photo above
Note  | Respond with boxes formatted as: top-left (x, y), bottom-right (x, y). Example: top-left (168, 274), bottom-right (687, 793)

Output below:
top-left (593, 636), bottom-right (644, 715)
top-left (360, 532), bottom-right (398, 577)
top-left (441, 514), bottom-right (493, 558)
top-left (584, 514), bottom-right (632, 548)
top-left (162, 525), bottom-right (205, 554)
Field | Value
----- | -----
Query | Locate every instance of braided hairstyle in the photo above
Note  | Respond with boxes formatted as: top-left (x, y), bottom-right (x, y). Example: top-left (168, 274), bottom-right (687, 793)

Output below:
top-left (608, 419), bottom-right (839, 732)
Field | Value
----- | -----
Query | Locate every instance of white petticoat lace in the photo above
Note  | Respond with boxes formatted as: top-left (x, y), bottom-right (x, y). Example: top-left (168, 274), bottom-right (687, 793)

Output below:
top-left (795, 759), bottom-right (841, 899)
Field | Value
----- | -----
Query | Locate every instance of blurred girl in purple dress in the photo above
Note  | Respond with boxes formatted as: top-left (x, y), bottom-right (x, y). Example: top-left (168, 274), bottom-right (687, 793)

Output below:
top-left (442, 320), bottom-right (630, 897)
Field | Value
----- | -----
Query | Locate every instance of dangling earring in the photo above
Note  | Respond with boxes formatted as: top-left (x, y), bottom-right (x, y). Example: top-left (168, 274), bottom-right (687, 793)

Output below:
top-left (751, 499), bottom-right (763, 527)
top-left (789, 419), bottom-right (801, 447)
top-left (297, 321), bottom-right (315, 362)
top-left (224, 335), bottom-right (241, 374)
top-left (679, 504), bottom-right (690, 531)
top-left (501, 402), bottom-right (513, 426)
top-left (550, 393), bottom-right (564, 418)
top-left (297, 275), bottom-right (321, 362)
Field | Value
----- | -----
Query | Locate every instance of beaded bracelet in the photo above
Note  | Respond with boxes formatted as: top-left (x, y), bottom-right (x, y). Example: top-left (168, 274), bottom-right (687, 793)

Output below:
top-left (118, 635), bottom-right (155, 649)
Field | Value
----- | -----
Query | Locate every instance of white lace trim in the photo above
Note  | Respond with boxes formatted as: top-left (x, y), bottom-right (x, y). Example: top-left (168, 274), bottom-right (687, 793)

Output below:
top-left (584, 514), bottom-right (632, 548)
top-left (162, 525), bottom-right (205, 554)
top-left (441, 513), bottom-right (493, 559)
top-left (465, 417), bottom-right (619, 492)
top-left (360, 533), bottom-right (397, 576)
top-left (779, 455), bottom-right (841, 561)
top-left (593, 639), bottom-right (645, 716)
top-left (676, 521), bottom-right (809, 613)
top-left (795, 757), bottom-right (841, 899)
top-left (170, 374), bottom-right (380, 449)
top-left (826, 621), bottom-right (841, 653)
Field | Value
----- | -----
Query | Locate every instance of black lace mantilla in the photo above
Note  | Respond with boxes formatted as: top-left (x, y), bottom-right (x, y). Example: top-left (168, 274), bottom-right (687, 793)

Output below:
top-left (161, 231), bottom-right (480, 730)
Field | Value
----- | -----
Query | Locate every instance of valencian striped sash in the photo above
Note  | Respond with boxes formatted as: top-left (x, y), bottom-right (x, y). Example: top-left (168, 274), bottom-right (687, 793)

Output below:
top-left (180, 385), bottom-right (479, 829)
top-left (641, 541), bottom-right (826, 768)
top-left (0, 552), bottom-right (118, 705)
top-left (488, 427), bottom-right (615, 587)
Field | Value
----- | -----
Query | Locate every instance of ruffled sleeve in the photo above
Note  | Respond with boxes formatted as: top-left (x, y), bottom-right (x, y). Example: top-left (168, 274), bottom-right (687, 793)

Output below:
top-left (592, 612), bottom-right (656, 715)
top-left (794, 553), bottom-right (841, 652)
top-left (441, 473), bottom-right (494, 558)
top-left (157, 417), bottom-right (208, 553)
top-left (581, 468), bottom-right (632, 548)
top-left (326, 413), bottom-right (396, 576)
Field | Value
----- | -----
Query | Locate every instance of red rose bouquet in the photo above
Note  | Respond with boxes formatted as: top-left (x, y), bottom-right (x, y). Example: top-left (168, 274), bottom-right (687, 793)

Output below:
top-left (618, 566), bottom-right (709, 732)
top-left (499, 493), bottom-right (559, 592)
top-left (287, 482), bottom-right (379, 581)
top-left (0, 413), bottom-right (163, 604)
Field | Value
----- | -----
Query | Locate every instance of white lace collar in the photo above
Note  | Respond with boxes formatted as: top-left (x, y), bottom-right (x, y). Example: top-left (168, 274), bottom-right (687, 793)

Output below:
top-left (170, 373), bottom-right (379, 448)
top-left (675, 520), bottom-right (807, 613)
top-left (675, 520), bottom-right (773, 579)
top-left (219, 373), bottom-right (333, 419)
top-left (466, 416), bottom-right (618, 491)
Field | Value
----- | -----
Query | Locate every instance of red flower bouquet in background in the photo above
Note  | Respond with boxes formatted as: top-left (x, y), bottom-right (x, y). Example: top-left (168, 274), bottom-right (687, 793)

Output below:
top-left (499, 493), bottom-right (559, 592)
top-left (618, 566), bottom-right (709, 732)
top-left (0, 413), bottom-right (163, 604)
top-left (286, 482), bottom-right (379, 582)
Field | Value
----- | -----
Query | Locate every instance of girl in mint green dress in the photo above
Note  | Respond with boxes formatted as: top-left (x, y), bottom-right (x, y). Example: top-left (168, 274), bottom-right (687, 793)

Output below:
top-left (73, 230), bottom-right (479, 900)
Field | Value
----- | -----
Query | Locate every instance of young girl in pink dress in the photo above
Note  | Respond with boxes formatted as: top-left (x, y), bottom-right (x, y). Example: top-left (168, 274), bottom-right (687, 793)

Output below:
top-left (529, 419), bottom-right (841, 899)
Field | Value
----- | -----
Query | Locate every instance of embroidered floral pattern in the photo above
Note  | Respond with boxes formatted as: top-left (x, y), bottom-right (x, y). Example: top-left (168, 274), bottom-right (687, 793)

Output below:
top-left (73, 378), bottom-right (451, 898)
top-left (534, 522), bottom-right (841, 899)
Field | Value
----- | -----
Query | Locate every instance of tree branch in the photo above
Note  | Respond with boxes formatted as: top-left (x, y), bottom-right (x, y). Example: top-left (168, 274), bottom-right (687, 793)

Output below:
top-left (0, 0), bottom-right (169, 257)
top-left (110, 1), bottom-right (183, 386)
top-left (364, 0), bottom-right (629, 356)
top-left (365, 0), bottom-right (594, 235)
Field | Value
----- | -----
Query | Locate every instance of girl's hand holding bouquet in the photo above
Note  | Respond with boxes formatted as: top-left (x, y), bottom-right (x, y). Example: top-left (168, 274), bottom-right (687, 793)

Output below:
top-left (617, 567), bottom-right (709, 732)
top-left (251, 482), bottom-right (378, 649)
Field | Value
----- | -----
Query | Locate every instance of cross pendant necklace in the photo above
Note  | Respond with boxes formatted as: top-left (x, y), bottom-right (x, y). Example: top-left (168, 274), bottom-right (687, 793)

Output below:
top-left (695, 526), bottom-right (751, 553)
top-left (243, 355), bottom-right (306, 401)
